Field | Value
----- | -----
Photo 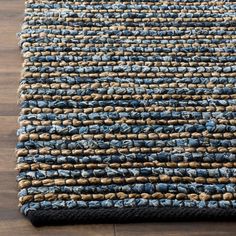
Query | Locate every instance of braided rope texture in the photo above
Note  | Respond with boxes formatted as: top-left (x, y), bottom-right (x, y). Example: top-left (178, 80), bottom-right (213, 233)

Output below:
top-left (17, 0), bottom-right (236, 226)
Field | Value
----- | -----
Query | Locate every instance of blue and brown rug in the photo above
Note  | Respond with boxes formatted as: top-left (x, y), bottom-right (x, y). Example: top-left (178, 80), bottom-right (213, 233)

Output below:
top-left (17, 0), bottom-right (236, 226)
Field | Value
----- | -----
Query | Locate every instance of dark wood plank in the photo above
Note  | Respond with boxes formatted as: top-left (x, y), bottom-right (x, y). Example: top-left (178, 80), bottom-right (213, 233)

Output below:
top-left (115, 223), bottom-right (236, 236)
top-left (0, 148), bottom-right (16, 171)
top-left (0, 220), bottom-right (114, 236)
top-left (0, 116), bottom-right (18, 148)
top-left (0, 0), bottom-right (22, 116)
top-left (0, 104), bottom-right (19, 116)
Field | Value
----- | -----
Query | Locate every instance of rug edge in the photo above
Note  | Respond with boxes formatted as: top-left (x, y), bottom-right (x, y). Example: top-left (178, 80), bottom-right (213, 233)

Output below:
top-left (27, 207), bottom-right (236, 226)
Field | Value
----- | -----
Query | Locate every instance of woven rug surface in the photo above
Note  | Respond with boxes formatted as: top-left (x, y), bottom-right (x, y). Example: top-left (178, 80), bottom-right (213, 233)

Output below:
top-left (17, 0), bottom-right (236, 226)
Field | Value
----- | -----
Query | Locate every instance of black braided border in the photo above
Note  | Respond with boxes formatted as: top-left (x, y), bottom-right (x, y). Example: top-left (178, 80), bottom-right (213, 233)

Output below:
top-left (27, 207), bottom-right (236, 226)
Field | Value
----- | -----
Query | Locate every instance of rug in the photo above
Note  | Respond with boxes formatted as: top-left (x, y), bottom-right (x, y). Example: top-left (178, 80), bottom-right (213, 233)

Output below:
top-left (17, 0), bottom-right (236, 226)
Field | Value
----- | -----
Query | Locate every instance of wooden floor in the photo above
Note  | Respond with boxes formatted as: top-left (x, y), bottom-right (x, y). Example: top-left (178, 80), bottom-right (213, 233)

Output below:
top-left (0, 0), bottom-right (236, 235)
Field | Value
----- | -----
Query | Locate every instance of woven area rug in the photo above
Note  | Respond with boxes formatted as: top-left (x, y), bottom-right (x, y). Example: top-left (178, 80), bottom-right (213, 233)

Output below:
top-left (17, 0), bottom-right (236, 226)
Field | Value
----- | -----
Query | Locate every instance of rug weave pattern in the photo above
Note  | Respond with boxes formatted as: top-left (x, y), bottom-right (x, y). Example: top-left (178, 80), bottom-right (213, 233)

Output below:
top-left (17, 0), bottom-right (236, 225)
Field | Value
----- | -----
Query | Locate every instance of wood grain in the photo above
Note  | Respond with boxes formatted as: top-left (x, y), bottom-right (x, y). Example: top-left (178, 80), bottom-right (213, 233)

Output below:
top-left (115, 222), bottom-right (236, 236)
top-left (0, 0), bottom-right (235, 235)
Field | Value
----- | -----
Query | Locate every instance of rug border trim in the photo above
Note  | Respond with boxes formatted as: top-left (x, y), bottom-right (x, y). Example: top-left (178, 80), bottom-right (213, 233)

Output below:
top-left (27, 207), bottom-right (236, 226)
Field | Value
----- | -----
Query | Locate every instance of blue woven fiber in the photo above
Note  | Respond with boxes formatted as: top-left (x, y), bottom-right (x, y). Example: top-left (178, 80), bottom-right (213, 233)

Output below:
top-left (17, 0), bottom-right (236, 224)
